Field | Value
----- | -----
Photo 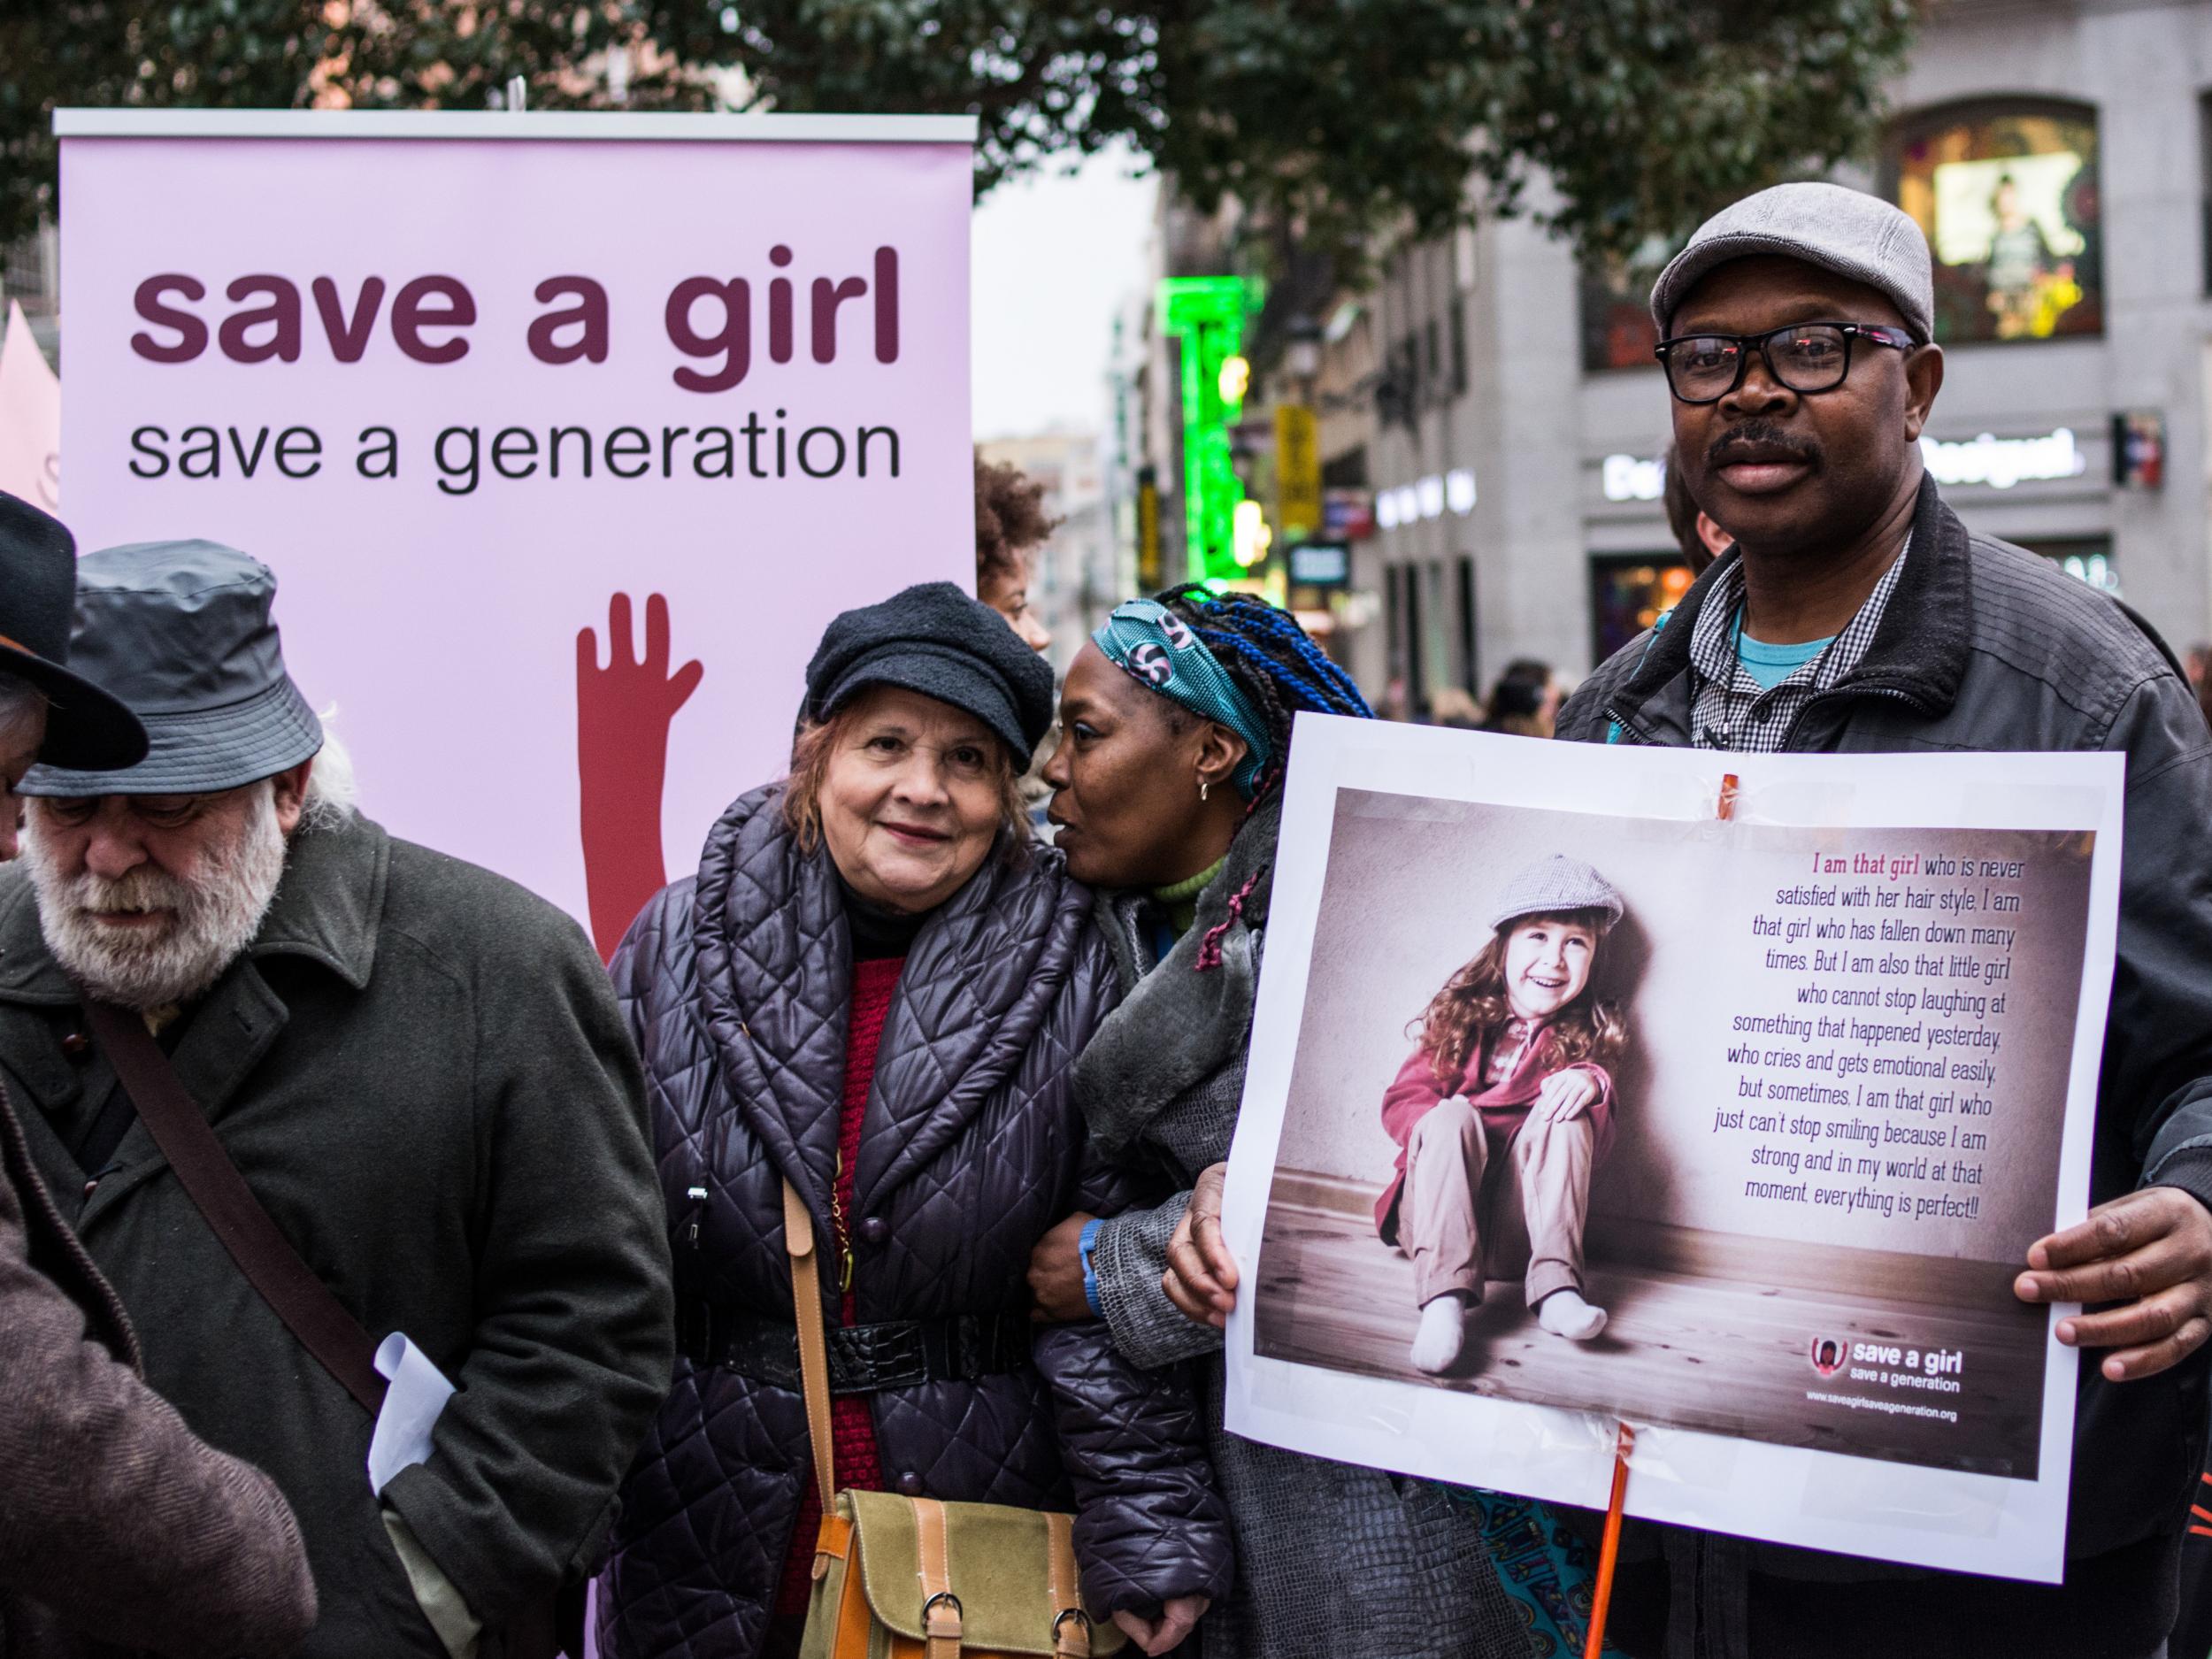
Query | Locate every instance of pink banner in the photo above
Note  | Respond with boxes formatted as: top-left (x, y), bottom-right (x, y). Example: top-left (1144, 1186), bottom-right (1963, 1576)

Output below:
top-left (59, 112), bottom-right (974, 946)
top-left (0, 300), bottom-right (62, 511)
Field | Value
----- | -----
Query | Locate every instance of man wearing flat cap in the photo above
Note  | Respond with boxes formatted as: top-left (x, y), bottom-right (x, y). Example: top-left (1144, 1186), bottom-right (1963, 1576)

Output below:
top-left (0, 492), bottom-right (317, 1658)
top-left (1559, 181), bottom-right (2212, 1658)
top-left (0, 538), bottom-right (673, 1657)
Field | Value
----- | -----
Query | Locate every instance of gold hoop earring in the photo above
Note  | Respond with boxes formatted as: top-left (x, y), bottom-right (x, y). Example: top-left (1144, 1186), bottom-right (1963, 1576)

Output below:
top-left (1198, 778), bottom-right (1210, 803)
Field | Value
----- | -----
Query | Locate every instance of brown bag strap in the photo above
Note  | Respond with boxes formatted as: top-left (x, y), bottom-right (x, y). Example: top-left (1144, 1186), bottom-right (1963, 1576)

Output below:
top-left (781, 1179), bottom-right (837, 1512)
top-left (914, 1496), bottom-right (964, 1659)
top-left (1046, 1511), bottom-right (1090, 1657)
top-left (83, 999), bottom-right (388, 1415)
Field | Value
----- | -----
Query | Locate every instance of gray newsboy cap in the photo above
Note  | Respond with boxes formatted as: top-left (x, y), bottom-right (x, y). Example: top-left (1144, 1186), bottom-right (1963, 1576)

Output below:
top-left (19, 540), bottom-right (322, 798)
top-left (1650, 181), bottom-right (1936, 345)
top-left (1489, 856), bottom-right (1624, 934)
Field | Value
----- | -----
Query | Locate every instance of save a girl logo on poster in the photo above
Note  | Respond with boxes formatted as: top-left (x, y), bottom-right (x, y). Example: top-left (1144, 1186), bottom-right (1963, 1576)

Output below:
top-left (59, 110), bottom-right (977, 935)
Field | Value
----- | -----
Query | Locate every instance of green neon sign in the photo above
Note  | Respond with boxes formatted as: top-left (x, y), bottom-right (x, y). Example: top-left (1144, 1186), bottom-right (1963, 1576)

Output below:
top-left (1159, 274), bottom-right (1264, 583)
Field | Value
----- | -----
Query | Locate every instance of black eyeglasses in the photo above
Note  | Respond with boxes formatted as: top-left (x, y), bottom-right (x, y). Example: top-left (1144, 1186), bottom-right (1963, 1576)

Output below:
top-left (1653, 321), bottom-right (1916, 404)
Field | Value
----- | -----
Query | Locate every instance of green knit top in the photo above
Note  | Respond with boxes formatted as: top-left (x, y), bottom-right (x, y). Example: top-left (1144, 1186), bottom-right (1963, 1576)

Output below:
top-left (1153, 856), bottom-right (1226, 940)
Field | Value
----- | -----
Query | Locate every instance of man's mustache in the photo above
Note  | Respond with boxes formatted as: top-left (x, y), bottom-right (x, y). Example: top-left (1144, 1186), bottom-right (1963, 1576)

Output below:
top-left (72, 868), bottom-right (190, 914)
top-left (1707, 420), bottom-right (1821, 469)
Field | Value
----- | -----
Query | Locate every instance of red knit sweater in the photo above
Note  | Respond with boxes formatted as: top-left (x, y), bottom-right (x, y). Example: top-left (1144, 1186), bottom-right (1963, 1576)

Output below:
top-left (774, 956), bottom-right (899, 1620)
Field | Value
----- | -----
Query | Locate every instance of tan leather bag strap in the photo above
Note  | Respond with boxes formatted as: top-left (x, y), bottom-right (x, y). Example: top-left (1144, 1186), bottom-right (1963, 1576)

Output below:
top-left (1046, 1511), bottom-right (1090, 1657)
top-left (782, 1180), bottom-right (837, 1513)
top-left (914, 1496), bottom-right (963, 1659)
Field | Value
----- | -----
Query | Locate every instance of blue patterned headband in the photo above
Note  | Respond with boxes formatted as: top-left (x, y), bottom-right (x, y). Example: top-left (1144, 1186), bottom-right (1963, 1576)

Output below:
top-left (1092, 598), bottom-right (1273, 797)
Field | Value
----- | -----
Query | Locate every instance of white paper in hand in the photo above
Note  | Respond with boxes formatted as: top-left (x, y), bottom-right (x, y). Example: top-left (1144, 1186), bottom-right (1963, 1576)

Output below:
top-left (367, 1333), bottom-right (457, 1496)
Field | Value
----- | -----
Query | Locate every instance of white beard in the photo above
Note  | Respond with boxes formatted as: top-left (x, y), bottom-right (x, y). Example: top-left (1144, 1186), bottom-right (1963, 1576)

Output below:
top-left (25, 786), bottom-right (289, 1010)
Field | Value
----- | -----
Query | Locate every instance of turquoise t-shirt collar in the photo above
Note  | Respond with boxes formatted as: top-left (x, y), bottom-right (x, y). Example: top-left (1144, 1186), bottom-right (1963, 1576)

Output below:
top-left (1730, 607), bottom-right (1837, 693)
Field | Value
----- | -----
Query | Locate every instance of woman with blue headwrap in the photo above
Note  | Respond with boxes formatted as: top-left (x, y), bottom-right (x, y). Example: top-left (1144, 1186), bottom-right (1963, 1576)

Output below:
top-left (1025, 585), bottom-right (1527, 1658)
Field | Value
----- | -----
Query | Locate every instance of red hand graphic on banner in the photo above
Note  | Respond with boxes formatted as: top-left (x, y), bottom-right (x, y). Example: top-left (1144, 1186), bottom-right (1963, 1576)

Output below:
top-left (577, 592), bottom-right (703, 961)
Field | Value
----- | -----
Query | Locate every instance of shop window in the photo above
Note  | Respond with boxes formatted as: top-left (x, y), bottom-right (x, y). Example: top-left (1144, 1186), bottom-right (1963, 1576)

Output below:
top-left (2202, 94), bottom-right (2212, 296)
top-left (1590, 555), bottom-right (1696, 664)
top-left (1455, 556), bottom-right (1479, 695)
top-left (1385, 562), bottom-right (1420, 712)
top-left (1579, 236), bottom-right (1678, 373)
top-left (1421, 560), bottom-right (1453, 699)
top-left (1883, 99), bottom-right (2102, 343)
top-left (2016, 535), bottom-right (2118, 596)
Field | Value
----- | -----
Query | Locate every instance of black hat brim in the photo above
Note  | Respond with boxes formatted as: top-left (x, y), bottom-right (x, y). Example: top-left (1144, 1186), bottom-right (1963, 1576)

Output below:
top-left (818, 649), bottom-right (1034, 769)
top-left (18, 673), bottom-right (320, 797)
top-left (0, 641), bottom-right (150, 772)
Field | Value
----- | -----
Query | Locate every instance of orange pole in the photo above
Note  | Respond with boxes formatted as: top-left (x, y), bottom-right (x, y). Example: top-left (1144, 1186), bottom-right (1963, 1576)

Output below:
top-left (1583, 1420), bottom-right (1636, 1659)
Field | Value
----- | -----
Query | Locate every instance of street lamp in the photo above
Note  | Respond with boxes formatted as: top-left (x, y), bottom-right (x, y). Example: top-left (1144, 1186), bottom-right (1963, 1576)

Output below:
top-left (1284, 312), bottom-right (1323, 388)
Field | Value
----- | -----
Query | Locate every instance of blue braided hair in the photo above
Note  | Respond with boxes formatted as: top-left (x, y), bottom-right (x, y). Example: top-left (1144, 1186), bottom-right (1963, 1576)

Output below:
top-left (1149, 584), bottom-right (1371, 971)
top-left (1152, 583), bottom-right (1373, 803)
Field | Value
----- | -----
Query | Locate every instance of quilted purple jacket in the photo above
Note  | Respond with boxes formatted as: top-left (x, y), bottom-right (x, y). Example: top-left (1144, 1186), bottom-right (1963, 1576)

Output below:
top-left (595, 787), bottom-right (1233, 1659)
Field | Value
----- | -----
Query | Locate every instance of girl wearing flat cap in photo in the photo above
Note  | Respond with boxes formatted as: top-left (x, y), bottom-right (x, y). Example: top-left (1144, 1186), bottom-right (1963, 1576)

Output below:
top-left (595, 581), bottom-right (1230, 1659)
top-left (1024, 587), bottom-right (1528, 1658)
top-left (1379, 856), bottom-right (1630, 1377)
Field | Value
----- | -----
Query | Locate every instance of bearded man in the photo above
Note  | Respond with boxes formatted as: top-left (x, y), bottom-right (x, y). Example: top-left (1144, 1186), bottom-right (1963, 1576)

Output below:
top-left (0, 540), bottom-right (673, 1658)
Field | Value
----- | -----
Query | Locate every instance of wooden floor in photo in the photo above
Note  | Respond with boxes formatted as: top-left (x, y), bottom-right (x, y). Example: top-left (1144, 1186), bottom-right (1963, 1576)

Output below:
top-left (1255, 1181), bottom-right (2047, 1479)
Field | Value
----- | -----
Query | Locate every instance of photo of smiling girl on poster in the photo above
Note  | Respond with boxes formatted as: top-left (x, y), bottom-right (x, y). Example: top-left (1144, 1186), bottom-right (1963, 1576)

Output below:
top-left (1374, 856), bottom-right (1631, 1376)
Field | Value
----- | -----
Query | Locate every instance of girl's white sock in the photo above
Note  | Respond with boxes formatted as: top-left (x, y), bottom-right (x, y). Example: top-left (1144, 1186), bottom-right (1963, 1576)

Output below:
top-left (1410, 1294), bottom-right (1471, 1373)
top-left (1538, 1288), bottom-right (1608, 1341)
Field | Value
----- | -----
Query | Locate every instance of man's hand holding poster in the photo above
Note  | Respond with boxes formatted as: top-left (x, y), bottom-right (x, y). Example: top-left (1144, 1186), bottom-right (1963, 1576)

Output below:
top-left (1220, 715), bottom-right (2122, 1581)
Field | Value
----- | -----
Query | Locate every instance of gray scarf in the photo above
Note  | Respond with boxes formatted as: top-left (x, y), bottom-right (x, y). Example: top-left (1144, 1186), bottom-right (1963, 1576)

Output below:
top-left (1072, 795), bottom-right (1280, 1156)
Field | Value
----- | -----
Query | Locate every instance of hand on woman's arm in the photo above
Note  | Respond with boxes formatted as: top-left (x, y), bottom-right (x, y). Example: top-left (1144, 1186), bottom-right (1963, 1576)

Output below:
top-left (1056, 1125), bottom-right (1219, 1361)
top-left (1162, 1162), bottom-right (1240, 1327)
top-left (1026, 1210), bottom-right (1097, 1323)
top-left (1113, 1596), bottom-right (1211, 1655)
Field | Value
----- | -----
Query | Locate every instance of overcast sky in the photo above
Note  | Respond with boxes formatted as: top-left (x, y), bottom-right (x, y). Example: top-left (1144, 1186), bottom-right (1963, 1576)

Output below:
top-left (970, 142), bottom-right (1157, 442)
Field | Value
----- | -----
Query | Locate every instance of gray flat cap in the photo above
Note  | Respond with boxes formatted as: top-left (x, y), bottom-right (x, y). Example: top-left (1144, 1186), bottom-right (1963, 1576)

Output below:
top-left (1489, 855), bottom-right (1624, 933)
top-left (1650, 181), bottom-right (1935, 345)
top-left (19, 540), bottom-right (322, 797)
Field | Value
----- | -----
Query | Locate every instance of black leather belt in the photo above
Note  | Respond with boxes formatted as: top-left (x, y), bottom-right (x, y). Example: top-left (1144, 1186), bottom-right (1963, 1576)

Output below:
top-left (680, 1301), bottom-right (1033, 1394)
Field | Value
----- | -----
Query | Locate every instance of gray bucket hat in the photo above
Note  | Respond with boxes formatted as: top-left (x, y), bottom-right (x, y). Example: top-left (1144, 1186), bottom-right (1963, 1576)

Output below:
top-left (1489, 855), bottom-right (1624, 934)
top-left (19, 540), bottom-right (323, 798)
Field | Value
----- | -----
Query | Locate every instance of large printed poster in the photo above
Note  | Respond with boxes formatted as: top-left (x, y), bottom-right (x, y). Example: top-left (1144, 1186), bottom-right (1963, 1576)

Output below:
top-left (58, 110), bottom-right (974, 945)
top-left (1223, 718), bottom-right (2121, 1580)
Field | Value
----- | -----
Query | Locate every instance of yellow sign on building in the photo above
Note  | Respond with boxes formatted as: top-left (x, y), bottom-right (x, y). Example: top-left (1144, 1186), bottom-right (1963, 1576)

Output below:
top-left (1275, 404), bottom-right (1322, 539)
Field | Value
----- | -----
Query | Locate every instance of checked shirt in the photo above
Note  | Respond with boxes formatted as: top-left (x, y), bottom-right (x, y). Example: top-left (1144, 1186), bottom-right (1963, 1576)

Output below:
top-left (1686, 536), bottom-right (1909, 752)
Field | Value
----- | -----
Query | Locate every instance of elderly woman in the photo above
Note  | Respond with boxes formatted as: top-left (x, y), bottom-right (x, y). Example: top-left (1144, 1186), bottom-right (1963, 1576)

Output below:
top-left (596, 582), bottom-right (1229, 1659)
top-left (1025, 586), bottom-right (1526, 1657)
